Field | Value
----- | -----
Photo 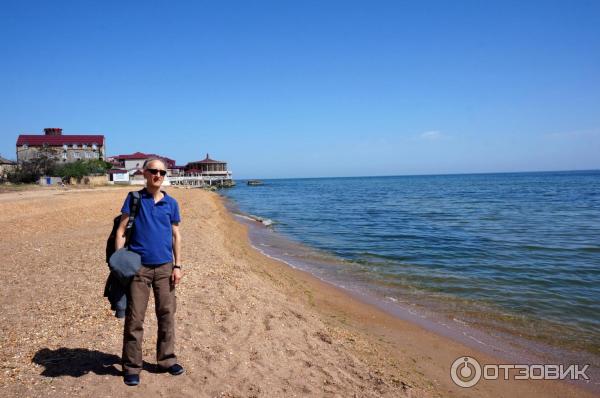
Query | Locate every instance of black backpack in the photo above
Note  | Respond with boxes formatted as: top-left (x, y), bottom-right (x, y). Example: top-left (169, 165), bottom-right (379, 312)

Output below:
top-left (105, 190), bottom-right (142, 263)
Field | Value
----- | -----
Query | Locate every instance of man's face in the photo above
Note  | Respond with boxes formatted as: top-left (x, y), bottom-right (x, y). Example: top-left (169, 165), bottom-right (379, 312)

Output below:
top-left (144, 161), bottom-right (167, 188)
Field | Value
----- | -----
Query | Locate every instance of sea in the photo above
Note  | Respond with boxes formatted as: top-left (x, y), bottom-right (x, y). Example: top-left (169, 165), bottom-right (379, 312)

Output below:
top-left (220, 170), bottom-right (600, 373)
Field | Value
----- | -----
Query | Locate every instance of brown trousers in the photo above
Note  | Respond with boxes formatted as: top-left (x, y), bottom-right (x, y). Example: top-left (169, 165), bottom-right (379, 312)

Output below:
top-left (122, 263), bottom-right (177, 375)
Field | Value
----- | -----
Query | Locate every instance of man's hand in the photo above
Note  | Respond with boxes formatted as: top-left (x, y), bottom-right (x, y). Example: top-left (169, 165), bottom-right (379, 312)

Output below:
top-left (171, 267), bottom-right (182, 285)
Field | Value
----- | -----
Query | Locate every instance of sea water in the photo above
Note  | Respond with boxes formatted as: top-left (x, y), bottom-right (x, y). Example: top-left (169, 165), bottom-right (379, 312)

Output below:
top-left (221, 171), bottom-right (600, 367)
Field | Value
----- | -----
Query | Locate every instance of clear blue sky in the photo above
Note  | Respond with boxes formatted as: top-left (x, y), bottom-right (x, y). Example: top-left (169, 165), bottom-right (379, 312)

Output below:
top-left (1, 0), bottom-right (599, 178)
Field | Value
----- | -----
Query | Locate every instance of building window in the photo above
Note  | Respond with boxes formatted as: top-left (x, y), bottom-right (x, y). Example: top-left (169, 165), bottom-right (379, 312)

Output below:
top-left (63, 144), bottom-right (67, 150)
top-left (92, 144), bottom-right (97, 150)
top-left (23, 144), bottom-right (28, 149)
top-left (73, 152), bottom-right (80, 159)
top-left (72, 144), bottom-right (78, 149)
top-left (82, 144), bottom-right (87, 149)
top-left (62, 152), bottom-right (67, 160)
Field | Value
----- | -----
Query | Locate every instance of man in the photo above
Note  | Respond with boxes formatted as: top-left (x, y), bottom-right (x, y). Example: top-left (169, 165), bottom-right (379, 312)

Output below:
top-left (115, 158), bottom-right (184, 386)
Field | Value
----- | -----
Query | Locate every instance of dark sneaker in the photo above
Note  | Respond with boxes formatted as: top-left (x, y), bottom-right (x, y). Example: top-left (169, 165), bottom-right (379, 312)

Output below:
top-left (123, 373), bottom-right (140, 386)
top-left (164, 363), bottom-right (185, 376)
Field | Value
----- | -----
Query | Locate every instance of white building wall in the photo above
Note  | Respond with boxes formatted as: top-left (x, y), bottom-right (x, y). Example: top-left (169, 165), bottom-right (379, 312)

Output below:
top-left (124, 159), bottom-right (146, 170)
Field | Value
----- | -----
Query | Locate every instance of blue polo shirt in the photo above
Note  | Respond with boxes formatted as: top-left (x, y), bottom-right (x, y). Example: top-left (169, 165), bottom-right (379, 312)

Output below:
top-left (121, 189), bottom-right (181, 265)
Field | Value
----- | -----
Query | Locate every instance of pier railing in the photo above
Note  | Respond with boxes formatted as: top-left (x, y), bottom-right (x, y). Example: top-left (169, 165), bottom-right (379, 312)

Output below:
top-left (168, 175), bottom-right (233, 187)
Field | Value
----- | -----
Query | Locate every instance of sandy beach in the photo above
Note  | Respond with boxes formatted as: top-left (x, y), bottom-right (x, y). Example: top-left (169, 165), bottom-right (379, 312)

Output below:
top-left (0, 187), bottom-right (594, 397)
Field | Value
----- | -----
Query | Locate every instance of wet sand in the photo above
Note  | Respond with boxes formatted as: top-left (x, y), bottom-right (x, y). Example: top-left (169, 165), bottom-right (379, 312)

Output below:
top-left (0, 187), bottom-right (594, 397)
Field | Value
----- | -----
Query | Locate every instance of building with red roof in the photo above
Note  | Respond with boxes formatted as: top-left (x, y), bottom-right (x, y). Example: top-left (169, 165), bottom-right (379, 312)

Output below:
top-left (108, 152), bottom-right (176, 171)
top-left (16, 128), bottom-right (106, 163)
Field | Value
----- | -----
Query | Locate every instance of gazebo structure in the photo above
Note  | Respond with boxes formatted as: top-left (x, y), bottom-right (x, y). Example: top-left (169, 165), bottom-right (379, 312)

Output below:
top-left (185, 154), bottom-right (231, 177)
top-left (169, 153), bottom-right (233, 188)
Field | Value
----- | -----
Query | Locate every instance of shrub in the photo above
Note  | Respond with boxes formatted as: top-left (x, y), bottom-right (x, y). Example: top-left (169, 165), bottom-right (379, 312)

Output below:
top-left (6, 152), bottom-right (112, 184)
top-left (54, 159), bottom-right (112, 182)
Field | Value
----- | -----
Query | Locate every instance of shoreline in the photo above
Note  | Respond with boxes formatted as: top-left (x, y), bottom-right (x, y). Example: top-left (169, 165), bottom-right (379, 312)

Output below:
top-left (0, 186), bottom-right (595, 397)
top-left (224, 194), bottom-right (600, 363)
top-left (219, 192), bottom-right (599, 396)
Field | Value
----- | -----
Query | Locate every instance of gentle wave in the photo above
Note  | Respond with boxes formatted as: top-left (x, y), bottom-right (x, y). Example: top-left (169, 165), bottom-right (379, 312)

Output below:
top-left (222, 171), bottom-right (600, 361)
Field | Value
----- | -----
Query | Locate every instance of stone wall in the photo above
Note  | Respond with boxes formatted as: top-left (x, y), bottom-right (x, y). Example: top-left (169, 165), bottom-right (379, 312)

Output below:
top-left (68, 175), bottom-right (108, 186)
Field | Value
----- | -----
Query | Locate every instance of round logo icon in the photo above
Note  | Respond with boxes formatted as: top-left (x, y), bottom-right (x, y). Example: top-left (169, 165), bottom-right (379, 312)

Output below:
top-left (450, 356), bottom-right (482, 388)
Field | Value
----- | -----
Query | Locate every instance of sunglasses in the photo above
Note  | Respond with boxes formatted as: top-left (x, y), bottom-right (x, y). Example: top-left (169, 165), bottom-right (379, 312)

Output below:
top-left (146, 168), bottom-right (167, 176)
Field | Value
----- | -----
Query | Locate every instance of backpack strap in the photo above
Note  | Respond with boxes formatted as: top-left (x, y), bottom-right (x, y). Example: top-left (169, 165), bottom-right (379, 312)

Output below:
top-left (124, 190), bottom-right (142, 246)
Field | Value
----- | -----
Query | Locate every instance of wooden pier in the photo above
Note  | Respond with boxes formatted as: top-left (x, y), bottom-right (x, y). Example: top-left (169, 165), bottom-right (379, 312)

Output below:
top-left (168, 175), bottom-right (235, 188)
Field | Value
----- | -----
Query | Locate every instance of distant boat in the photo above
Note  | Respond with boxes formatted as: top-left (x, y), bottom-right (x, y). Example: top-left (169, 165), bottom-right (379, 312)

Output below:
top-left (247, 180), bottom-right (264, 186)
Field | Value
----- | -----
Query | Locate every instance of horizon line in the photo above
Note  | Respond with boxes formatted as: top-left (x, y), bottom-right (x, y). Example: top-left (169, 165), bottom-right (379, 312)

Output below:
top-left (236, 168), bottom-right (600, 181)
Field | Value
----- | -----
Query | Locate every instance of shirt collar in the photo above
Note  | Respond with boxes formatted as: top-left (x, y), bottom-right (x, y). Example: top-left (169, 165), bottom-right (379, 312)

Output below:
top-left (140, 188), bottom-right (168, 198)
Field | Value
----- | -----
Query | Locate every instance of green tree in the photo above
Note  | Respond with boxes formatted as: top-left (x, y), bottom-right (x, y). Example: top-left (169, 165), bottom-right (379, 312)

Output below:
top-left (7, 147), bottom-right (58, 183)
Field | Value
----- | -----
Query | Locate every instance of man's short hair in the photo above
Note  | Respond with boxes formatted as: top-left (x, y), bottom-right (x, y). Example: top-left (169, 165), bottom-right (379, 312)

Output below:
top-left (143, 158), bottom-right (167, 170)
